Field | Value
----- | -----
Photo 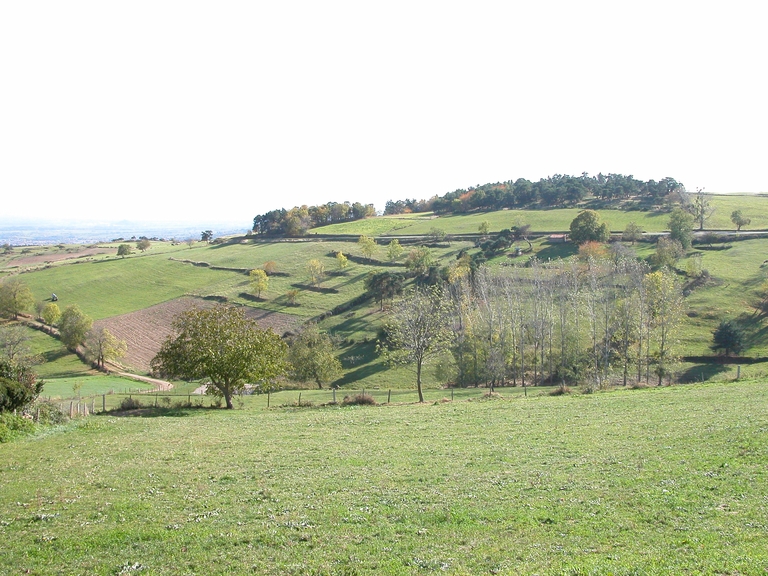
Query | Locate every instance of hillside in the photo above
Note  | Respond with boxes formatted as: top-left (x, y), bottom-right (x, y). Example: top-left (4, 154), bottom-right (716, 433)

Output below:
top-left (3, 193), bottom-right (768, 398)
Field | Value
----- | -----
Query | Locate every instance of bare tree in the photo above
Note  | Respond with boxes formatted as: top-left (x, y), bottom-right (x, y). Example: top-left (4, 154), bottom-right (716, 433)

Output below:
top-left (383, 286), bottom-right (452, 402)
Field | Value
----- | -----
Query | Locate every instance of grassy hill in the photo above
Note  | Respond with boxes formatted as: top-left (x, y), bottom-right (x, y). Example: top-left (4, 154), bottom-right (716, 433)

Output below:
top-left (2, 380), bottom-right (766, 574)
top-left (4, 194), bottom-right (768, 398)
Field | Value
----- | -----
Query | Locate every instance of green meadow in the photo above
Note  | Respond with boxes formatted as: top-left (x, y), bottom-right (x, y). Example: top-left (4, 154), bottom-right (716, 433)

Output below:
top-left (2, 380), bottom-right (767, 574)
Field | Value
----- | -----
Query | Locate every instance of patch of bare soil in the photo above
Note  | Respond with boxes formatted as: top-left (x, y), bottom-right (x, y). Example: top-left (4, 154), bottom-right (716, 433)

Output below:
top-left (9, 246), bottom-right (113, 268)
top-left (94, 297), bottom-right (303, 373)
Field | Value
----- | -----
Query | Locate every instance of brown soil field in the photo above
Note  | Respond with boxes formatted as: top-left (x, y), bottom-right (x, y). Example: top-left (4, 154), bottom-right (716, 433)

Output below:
top-left (93, 297), bottom-right (303, 373)
top-left (6, 246), bottom-right (113, 268)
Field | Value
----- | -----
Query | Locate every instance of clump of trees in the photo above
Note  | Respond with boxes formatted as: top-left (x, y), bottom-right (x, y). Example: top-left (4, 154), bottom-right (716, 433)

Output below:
top-left (384, 173), bottom-right (684, 215)
top-left (383, 257), bottom-right (685, 395)
top-left (85, 327), bottom-right (127, 370)
top-left (569, 210), bottom-right (610, 244)
top-left (253, 201), bottom-right (375, 237)
top-left (0, 278), bottom-right (35, 320)
top-left (58, 305), bottom-right (93, 351)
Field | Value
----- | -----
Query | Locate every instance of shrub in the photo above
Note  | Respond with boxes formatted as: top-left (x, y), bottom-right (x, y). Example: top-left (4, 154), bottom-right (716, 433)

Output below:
top-left (119, 397), bottom-right (142, 410)
top-left (33, 399), bottom-right (68, 425)
top-left (0, 412), bottom-right (36, 443)
top-left (342, 393), bottom-right (377, 406)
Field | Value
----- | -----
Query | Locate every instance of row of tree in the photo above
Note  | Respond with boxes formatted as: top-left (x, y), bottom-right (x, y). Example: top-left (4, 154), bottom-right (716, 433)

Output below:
top-left (383, 257), bottom-right (685, 401)
top-left (253, 201), bottom-right (376, 236)
top-left (384, 173), bottom-right (684, 215)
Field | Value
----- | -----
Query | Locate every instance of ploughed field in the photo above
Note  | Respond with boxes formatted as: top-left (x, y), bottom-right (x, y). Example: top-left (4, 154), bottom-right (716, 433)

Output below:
top-left (1, 380), bottom-right (766, 574)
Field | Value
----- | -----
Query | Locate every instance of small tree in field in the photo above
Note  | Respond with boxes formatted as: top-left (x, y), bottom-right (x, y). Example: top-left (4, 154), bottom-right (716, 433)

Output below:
top-left (136, 239), bottom-right (151, 252)
top-left (0, 278), bottom-right (35, 320)
top-left (263, 261), bottom-right (278, 275)
top-left (287, 324), bottom-right (341, 389)
top-left (336, 251), bottom-right (348, 271)
top-left (622, 222), bottom-right (642, 244)
top-left (58, 305), bottom-right (93, 351)
top-left (151, 305), bottom-right (287, 409)
top-left (382, 286), bottom-right (452, 403)
top-left (386, 239), bottom-right (404, 261)
top-left (85, 327), bottom-right (127, 369)
top-left (41, 302), bottom-right (61, 327)
top-left (358, 235), bottom-right (377, 261)
top-left (117, 244), bottom-right (133, 257)
top-left (711, 320), bottom-right (744, 356)
top-left (307, 259), bottom-right (325, 286)
top-left (249, 269), bottom-right (269, 298)
top-left (730, 210), bottom-right (751, 231)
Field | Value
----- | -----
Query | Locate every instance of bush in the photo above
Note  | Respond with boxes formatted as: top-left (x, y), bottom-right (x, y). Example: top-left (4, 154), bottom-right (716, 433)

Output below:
top-left (119, 397), bottom-right (143, 410)
top-left (342, 393), bottom-right (377, 406)
top-left (0, 412), bottom-right (36, 443)
top-left (32, 399), bottom-right (68, 425)
top-left (0, 376), bottom-right (41, 413)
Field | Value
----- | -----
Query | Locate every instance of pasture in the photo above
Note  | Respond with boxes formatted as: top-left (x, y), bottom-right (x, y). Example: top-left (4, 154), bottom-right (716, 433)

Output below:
top-left (1, 380), bottom-right (767, 574)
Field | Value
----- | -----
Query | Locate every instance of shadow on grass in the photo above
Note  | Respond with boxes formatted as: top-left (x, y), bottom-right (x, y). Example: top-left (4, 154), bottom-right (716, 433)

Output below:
top-left (533, 243), bottom-right (579, 260)
top-left (678, 363), bottom-right (732, 383)
top-left (98, 405), bottom-right (216, 418)
top-left (334, 341), bottom-right (387, 386)
top-left (42, 348), bottom-right (70, 363)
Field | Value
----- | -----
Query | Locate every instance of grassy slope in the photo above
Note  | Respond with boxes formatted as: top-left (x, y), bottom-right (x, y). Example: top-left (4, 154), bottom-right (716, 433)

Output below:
top-left (310, 194), bottom-right (768, 236)
top-left (1, 380), bottom-right (766, 575)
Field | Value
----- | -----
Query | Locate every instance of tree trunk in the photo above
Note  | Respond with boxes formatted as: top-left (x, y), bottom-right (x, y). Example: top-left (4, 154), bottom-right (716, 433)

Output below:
top-left (417, 360), bottom-right (424, 403)
top-left (223, 386), bottom-right (234, 409)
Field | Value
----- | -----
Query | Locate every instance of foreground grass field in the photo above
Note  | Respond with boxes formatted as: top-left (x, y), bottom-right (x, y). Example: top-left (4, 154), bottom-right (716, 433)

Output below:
top-left (2, 380), bottom-right (767, 575)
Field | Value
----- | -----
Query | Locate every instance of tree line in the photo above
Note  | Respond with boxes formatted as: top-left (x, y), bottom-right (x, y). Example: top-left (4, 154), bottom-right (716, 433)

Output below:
top-left (253, 201), bottom-right (376, 236)
top-left (383, 257), bottom-right (684, 400)
top-left (385, 173), bottom-right (684, 215)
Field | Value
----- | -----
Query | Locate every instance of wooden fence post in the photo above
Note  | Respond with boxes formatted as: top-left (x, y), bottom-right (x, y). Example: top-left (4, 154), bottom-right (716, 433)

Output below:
top-left (103, 395), bottom-right (106, 412)
top-left (387, 390), bottom-right (391, 403)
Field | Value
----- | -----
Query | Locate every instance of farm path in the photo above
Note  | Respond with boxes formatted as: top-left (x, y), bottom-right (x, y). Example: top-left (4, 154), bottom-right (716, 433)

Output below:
top-left (116, 371), bottom-right (173, 392)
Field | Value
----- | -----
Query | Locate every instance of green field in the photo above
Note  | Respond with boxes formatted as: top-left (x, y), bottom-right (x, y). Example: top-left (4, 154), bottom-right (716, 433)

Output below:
top-left (2, 380), bottom-right (767, 574)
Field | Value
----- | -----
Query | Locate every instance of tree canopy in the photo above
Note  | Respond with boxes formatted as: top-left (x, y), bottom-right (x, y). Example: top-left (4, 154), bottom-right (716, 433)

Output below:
top-left (151, 305), bottom-right (287, 409)
top-left (58, 305), bottom-right (93, 351)
top-left (0, 278), bottom-right (34, 320)
top-left (569, 210), bottom-right (610, 244)
top-left (287, 324), bottom-right (341, 389)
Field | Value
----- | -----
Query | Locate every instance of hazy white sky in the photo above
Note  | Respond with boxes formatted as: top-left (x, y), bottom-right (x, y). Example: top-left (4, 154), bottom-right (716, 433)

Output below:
top-left (2, 1), bottom-right (765, 226)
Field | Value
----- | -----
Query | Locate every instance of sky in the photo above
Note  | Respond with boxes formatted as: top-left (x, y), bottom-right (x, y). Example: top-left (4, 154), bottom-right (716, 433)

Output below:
top-left (2, 1), bottom-right (766, 228)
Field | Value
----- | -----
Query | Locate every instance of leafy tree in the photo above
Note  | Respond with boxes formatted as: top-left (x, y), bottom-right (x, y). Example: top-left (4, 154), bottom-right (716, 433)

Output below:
top-left (151, 305), bottom-right (287, 409)
top-left (569, 210), bottom-right (610, 244)
top-left (668, 208), bottom-right (694, 249)
top-left (263, 261), bottom-right (278, 275)
top-left (307, 259), bottom-right (325, 286)
top-left (0, 357), bottom-right (42, 412)
top-left (136, 239), bottom-right (151, 252)
top-left (286, 289), bottom-right (299, 306)
top-left (578, 241), bottom-right (608, 264)
top-left (688, 190), bottom-right (714, 231)
top-left (650, 237), bottom-right (684, 269)
top-left (358, 235), bottom-right (377, 261)
top-left (685, 253), bottom-right (703, 278)
top-left (0, 325), bottom-right (34, 364)
top-left (201, 230), bottom-right (213, 243)
top-left (58, 305), bottom-right (93, 351)
top-left (185, 238), bottom-right (195, 248)
top-left (382, 286), bottom-right (452, 403)
top-left (711, 320), bottom-right (744, 356)
top-left (336, 251), bottom-right (348, 270)
top-left (117, 244), bottom-right (133, 257)
top-left (287, 324), bottom-right (341, 389)
top-left (0, 278), bottom-right (35, 320)
top-left (405, 246), bottom-right (434, 275)
top-left (365, 271), bottom-right (405, 310)
top-left (644, 269), bottom-right (683, 385)
top-left (731, 210), bottom-right (751, 231)
top-left (478, 220), bottom-right (490, 236)
top-left (622, 222), bottom-right (642, 244)
top-left (249, 269), bottom-right (269, 298)
top-left (41, 302), bottom-right (61, 327)
top-left (428, 227), bottom-right (447, 242)
top-left (386, 239), bottom-right (404, 261)
top-left (85, 327), bottom-right (127, 369)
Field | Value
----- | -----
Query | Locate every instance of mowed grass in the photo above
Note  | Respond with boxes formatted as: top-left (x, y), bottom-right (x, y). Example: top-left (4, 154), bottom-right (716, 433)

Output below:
top-left (2, 380), bottom-right (767, 574)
